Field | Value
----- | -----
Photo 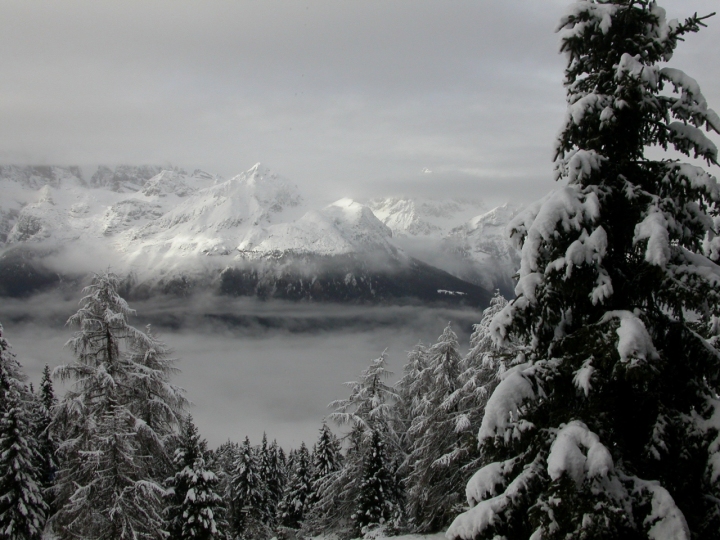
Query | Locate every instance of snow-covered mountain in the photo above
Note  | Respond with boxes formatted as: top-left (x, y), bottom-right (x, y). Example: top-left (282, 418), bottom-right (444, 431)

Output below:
top-left (441, 204), bottom-right (520, 295)
top-left (367, 197), bottom-right (485, 238)
top-left (91, 165), bottom-right (167, 192)
top-left (365, 196), bottom-right (520, 295)
top-left (0, 164), bottom-right (517, 305)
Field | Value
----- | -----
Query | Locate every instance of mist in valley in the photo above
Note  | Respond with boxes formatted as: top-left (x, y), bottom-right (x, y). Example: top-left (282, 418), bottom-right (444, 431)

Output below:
top-left (0, 291), bottom-right (483, 448)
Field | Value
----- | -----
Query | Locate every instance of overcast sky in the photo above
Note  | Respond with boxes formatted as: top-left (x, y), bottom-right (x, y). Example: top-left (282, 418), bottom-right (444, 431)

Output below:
top-left (2, 0), bottom-right (718, 204)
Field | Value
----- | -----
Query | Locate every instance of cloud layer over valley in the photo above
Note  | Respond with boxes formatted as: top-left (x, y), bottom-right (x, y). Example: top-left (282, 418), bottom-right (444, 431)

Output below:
top-left (0, 291), bottom-right (483, 447)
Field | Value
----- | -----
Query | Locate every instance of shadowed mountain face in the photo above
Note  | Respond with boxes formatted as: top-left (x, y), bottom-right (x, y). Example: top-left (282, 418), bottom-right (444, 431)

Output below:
top-left (217, 253), bottom-right (491, 306)
top-left (0, 247), bottom-right (61, 298)
top-left (0, 164), bottom-right (517, 307)
top-left (0, 247), bottom-right (490, 308)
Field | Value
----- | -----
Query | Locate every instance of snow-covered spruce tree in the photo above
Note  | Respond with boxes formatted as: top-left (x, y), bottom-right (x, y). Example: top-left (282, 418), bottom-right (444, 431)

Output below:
top-left (448, 2), bottom-right (720, 539)
top-left (256, 433), bottom-right (278, 528)
top-left (265, 438), bottom-right (286, 525)
top-left (330, 350), bottom-right (399, 437)
top-left (51, 272), bottom-right (187, 540)
top-left (405, 324), bottom-right (468, 532)
top-left (228, 436), bottom-right (267, 539)
top-left (311, 423), bottom-right (343, 487)
top-left (34, 364), bottom-right (58, 515)
top-left (0, 323), bottom-right (25, 400)
top-left (165, 416), bottom-right (226, 540)
top-left (449, 292), bottom-right (515, 453)
top-left (309, 352), bottom-right (400, 534)
top-left (353, 429), bottom-right (399, 538)
top-left (465, 292), bottom-right (511, 379)
top-left (394, 342), bottom-right (429, 457)
top-left (278, 442), bottom-right (313, 530)
top-left (215, 440), bottom-right (240, 512)
top-left (0, 383), bottom-right (49, 540)
top-left (302, 423), bottom-right (343, 534)
top-left (0, 324), bottom-right (48, 540)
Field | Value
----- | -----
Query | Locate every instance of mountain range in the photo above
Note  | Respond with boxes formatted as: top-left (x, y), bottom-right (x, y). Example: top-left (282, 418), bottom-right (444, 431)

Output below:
top-left (0, 164), bottom-right (520, 306)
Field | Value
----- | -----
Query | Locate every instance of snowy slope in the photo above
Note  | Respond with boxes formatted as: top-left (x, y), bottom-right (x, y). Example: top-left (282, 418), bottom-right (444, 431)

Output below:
top-left (239, 198), bottom-right (396, 257)
top-left (90, 164), bottom-right (166, 192)
top-left (115, 164), bottom-right (306, 279)
top-left (366, 197), bottom-right (520, 294)
top-left (441, 204), bottom-right (521, 294)
top-left (3, 168), bottom-right (217, 246)
top-left (0, 166), bottom-right (85, 243)
top-left (367, 197), bottom-right (485, 238)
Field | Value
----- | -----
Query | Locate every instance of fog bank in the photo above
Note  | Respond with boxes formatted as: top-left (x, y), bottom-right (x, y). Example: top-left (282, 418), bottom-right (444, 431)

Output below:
top-left (0, 291), bottom-right (483, 448)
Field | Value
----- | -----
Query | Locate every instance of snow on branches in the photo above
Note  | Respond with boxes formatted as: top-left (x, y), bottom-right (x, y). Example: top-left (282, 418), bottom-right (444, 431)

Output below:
top-left (449, 2), bottom-right (720, 539)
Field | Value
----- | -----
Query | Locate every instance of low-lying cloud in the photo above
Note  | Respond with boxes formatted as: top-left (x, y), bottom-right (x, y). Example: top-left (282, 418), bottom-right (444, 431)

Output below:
top-left (0, 290), bottom-right (485, 448)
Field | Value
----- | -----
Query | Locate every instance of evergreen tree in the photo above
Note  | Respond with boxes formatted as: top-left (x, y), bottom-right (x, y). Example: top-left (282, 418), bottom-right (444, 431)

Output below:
top-left (303, 423), bottom-right (343, 530)
top-left (228, 437), bottom-right (266, 538)
top-left (312, 424), bottom-right (342, 481)
top-left (353, 429), bottom-right (398, 537)
top-left (311, 352), bottom-right (400, 534)
top-left (39, 365), bottom-right (55, 413)
top-left (51, 272), bottom-right (187, 540)
top-left (0, 385), bottom-right (48, 540)
top-left (465, 292), bottom-right (512, 378)
top-left (448, 3), bottom-right (720, 539)
top-left (405, 324), bottom-right (467, 532)
top-left (0, 324), bottom-right (47, 540)
top-left (0, 323), bottom-right (25, 400)
top-left (64, 404), bottom-right (168, 539)
top-left (394, 341), bottom-right (429, 452)
top-left (215, 440), bottom-right (239, 514)
top-left (256, 433), bottom-right (274, 528)
top-left (165, 416), bottom-right (226, 540)
top-left (265, 439), bottom-right (286, 522)
top-left (34, 364), bottom-right (57, 514)
top-left (329, 350), bottom-right (398, 436)
top-left (450, 292), bottom-right (514, 452)
top-left (278, 442), bottom-right (312, 529)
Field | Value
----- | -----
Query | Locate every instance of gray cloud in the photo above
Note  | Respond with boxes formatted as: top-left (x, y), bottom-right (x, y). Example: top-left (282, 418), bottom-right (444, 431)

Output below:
top-left (2, 0), bottom-right (716, 204)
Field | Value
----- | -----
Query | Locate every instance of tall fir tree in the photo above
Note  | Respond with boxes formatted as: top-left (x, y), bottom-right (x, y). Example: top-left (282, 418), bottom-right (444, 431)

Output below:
top-left (0, 324), bottom-right (47, 540)
top-left (263, 439), bottom-right (285, 527)
top-left (278, 442), bottom-right (312, 530)
top-left (405, 324), bottom-right (467, 532)
top-left (0, 384), bottom-right (48, 540)
top-left (353, 429), bottom-right (398, 537)
top-left (165, 416), bottom-right (226, 540)
top-left (448, 2), bottom-right (720, 539)
top-left (0, 323), bottom-right (25, 400)
top-left (394, 341), bottom-right (429, 454)
top-left (303, 423), bottom-right (343, 530)
top-left (214, 440), bottom-right (240, 514)
top-left (311, 352), bottom-right (399, 534)
top-left (228, 436), bottom-right (266, 539)
top-left (256, 433), bottom-right (275, 527)
top-left (51, 272), bottom-right (187, 540)
top-left (450, 292), bottom-right (514, 455)
top-left (311, 424), bottom-right (342, 482)
top-left (34, 364), bottom-right (57, 515)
